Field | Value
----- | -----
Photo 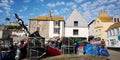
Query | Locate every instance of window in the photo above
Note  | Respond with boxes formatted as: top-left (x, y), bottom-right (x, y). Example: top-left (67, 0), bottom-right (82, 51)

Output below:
top-left (117, 18), bottom-right (119, 22)
top-left (114, 18), bottom-right (116, 22)
top-left (107, 32), bottom-right (109, 37)
top-left (116, 28), bottom-right (119, 35)
top-left (73, 29), bottom-right (78, 35)
top-left (110, 30), bottom-right (112, 36)
top-left (54, 28), bottom-right (60, 34)
top-left (74, 21), bottom-right (78, 26)
top-left (110, 39), bottom-right (116, 46)
top-left (119, 27), bottom-right (120, 34)
top-left (54, 21), bottom-right (60, 26)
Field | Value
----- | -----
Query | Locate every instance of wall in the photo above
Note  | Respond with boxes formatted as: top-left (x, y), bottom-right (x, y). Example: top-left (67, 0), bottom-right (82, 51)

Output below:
top-left (65, 27), bottom-right (88, 38)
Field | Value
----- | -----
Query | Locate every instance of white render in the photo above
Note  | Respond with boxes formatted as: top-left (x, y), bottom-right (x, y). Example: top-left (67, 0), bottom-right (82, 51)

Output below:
top-left (49, 21), bottom-right (65, 38)
top-left (112, 16), bottom-right (120, 23)
top-left (65, 9), bottom-right (88, 38)
top-left (65, 27), bottom-right (88, 37)
top-left (29, 20), bottom-right (65, 40)
top-left (106, 27), bottom-right (120, 48)
top-left (88, 20), bottom-right (95, 36)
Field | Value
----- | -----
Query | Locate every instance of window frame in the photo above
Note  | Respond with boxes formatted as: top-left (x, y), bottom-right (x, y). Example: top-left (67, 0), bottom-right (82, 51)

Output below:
top-left (73, 29), bottom-right (79, 35)
top-left (54, 28), bottom-right (60, 34)
top-left (54, 21), bottom-right (60, 26)
top-left (74, 21), bottom-right (78, 26)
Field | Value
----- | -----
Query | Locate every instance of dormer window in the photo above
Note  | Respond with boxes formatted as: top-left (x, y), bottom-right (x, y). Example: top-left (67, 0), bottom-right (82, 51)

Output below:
top-left (74, 21), bottom-right (78, 26)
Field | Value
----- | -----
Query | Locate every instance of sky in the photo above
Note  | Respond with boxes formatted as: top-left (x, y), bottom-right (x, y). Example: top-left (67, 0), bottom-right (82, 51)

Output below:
top-left (0, 0), bottom-right (120, 25)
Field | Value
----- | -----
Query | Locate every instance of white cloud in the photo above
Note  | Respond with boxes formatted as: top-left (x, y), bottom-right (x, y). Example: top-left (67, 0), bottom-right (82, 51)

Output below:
top-left (97, 0), bottom-right (110, 5)
top-left (74, 0), bottom-right (83, 3)
top-left (19, 6), bottom-right (28, 13)
top-left (1, 0), bottom-right (9, 3)
top-left (52, 9), bottom-right (60, 15)
top-left (47, 1), bottom-right (65, 8)
top-left (66, 2), bottom-right (77, 9)
top-left (91, 1), bottom-right (99, 8)
top-left (0, 10), bottom-right (3, 13)
top-left (83, 11), bottom-right (92, 22)
top-left (106, 4), bottom-right (115, 10)
top-left (33, 8), bottom-right (40, 11)
top-left (72, 4), bottom-right (77, 9)
top-left (24, 0), bottom-right (31, 3)
top-left (94, 6), bottom-right (105, 12)
top-left (109, 0), bottom-right (117, 3)
top-left (66, 2), bottom-right (74, 6)
top-left (39, 0), bottom-right (44, 2)
top-left (10, 0), bottom-right (14, 5)
top-left (0, 3), bottom-right (9, 7)
top-left (56, 1), bottom-right (65, 5)
top-left (4, 7), bottom-right (11, 12)
top-left (40, 13), bottom-right (47, 16)
top-left (116, 2), bottom-right (120, 8)
top-left (0, 0), bottom-right (9, 7)
top-left (47, 3), bottom-right (56, 7)
top-left (60, 8), bottom-right (70, 14)
top-left (0, 0), bottom-right (14, 16)
top-left (81, 2), bottom-right (91, 10)
top-left (29, 13), bottom-right (34, 16)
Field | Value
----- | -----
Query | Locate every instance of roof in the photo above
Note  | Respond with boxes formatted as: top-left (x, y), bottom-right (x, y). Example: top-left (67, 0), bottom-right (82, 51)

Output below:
top-left (30, 16), bottom-right (64, 21)
top-left (65, 8), bottom-right (88, 27)
top-left (88, 20), bottom-right (95, 26)
top-left (98, 16), bottom-right (113, 22)
top-left (106, 22), bottom-right (120, 31)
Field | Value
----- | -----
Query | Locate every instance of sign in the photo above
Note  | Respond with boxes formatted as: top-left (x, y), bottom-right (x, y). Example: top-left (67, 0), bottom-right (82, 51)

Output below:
top-left (118, 35), bottom-right (120, 40)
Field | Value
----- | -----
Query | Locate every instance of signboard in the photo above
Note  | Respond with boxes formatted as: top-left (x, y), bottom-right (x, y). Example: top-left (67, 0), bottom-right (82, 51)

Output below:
top-left (118, 35), bottom-right (120, 40)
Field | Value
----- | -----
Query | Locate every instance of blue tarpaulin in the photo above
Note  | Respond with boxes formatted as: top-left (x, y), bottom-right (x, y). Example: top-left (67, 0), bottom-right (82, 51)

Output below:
top-left (118, 35), bottom-right (120, 40)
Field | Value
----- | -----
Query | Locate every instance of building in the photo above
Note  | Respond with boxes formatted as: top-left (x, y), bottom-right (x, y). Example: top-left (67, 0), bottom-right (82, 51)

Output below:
top-left (88, 20), bottom-right (95, 36)
top-left (10, 22), bottom-right (19, 26)
top-left (94, 10), bottom-right (114, 42)
top-left (111, 16), bottom-right (120, 23)
top-left (65, 9), bottom-right (88, 39)
top-left (106, 22), bottom-right (120, 48)
top-left (29, 11), bottom-right (65, 41)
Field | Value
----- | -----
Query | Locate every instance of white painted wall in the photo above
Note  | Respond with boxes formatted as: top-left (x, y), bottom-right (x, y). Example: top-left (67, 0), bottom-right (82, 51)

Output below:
top-left (49, 21), bottom-right (64, 38)
top-left (65, 27), bottom-right (88, 38)
top-left (106, 27), bottom-right (120, 48)
top-left (65, 9), bottom-right (88, 38)
top-left (88, 22), bottom-right (95, 36)
top-left (60, 21), bottom-right (65, 37)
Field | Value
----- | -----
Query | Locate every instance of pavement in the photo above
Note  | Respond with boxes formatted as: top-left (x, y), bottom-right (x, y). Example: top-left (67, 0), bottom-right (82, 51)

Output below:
top-left (108, 49), bottom-right (120, 60)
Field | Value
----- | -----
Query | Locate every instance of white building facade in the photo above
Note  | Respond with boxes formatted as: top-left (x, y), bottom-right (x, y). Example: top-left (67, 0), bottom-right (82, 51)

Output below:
top-left (88, 20), bottom-right (95, 36)
top-left (106, 22), bottom-right (120, 48)
top-left (29, 15), bottom-right (65, 41)
top-left (65, 9), bottom-right (88, 39)
top-left (112, 16), bottom-right (120, 23)
top-left (49, 21), bottom-right (65, 38)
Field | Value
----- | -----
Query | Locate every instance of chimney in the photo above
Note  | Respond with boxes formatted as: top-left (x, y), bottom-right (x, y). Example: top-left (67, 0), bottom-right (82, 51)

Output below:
top-left (48, 10), bottom-right (52, 17)
top-left (99, 9), bottom-right (108, 17)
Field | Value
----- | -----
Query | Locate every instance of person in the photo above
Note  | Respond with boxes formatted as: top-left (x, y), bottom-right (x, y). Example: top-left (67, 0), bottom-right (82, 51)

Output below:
top-left (101, 39), bottom-right (105, 48)
top-left (99, 46), bottom-right (110, 60)
top-left (83, 41), bottom-right (89, 54)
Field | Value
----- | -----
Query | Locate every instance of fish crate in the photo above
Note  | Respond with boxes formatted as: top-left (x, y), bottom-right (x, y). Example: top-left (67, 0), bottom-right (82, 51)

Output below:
top-left (27, 37), bottom-right (46, 60)
top-left (0, 38), bottom-right (13, 48)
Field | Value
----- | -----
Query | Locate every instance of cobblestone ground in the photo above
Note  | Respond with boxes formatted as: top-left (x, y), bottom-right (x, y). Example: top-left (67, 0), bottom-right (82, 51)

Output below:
top-left (41, 55), bottom-right (107, 60)
top-left (108, 49), bottom-right (120, 60)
